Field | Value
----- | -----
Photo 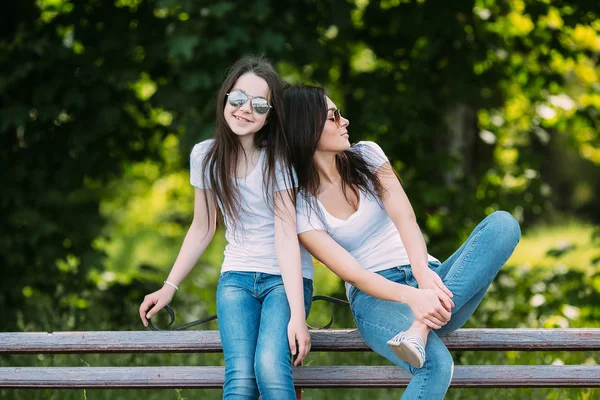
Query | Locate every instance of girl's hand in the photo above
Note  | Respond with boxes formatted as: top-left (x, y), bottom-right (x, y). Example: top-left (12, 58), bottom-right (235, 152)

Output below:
top-left (288, 316), bottom-right (311, 365)
top-left (403, 287), bottom-right (452, 329)
top-left (413, 267), bottom-right (454, 312)
top-left (139, 286), bottom-right (176, 327)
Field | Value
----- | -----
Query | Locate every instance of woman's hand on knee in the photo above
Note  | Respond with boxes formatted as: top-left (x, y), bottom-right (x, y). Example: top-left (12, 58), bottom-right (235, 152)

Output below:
top-left (405, 287), bottom-right (452, 329)
top-left (414, 268), bottom-right (454, 312)
top-left (288, 317), bottom-right (311, 366)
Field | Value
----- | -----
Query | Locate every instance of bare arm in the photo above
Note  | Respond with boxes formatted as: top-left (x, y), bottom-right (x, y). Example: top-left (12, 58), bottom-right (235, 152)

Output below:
top-left (377, 163), bottom-right (430, 273)
top-left (376, 163), bottom-right (453, 309)
top-left (274, 189), bottom-right (310, 364)
top-left (139, 187), bottom-right (217, 325)
top-left (165, 188), bottom-right (218, 286)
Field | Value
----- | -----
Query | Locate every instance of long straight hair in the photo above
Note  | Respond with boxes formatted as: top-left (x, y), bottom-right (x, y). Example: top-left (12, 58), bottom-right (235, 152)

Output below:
top-left (201, 56), bottom-right (294, 230)
top-left (283, 85), bottom-right (385, 220)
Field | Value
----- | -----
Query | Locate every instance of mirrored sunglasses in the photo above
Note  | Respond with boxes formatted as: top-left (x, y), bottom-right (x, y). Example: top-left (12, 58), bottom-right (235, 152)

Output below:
top-left (226, 90), bottom-right (272, 115)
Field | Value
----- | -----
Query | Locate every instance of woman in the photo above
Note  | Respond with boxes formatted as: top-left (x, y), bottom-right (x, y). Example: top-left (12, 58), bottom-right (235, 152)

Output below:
top-left (139, 57), bottom-right (314, 400)
top-left (283, 84), bottom-right (520, 399)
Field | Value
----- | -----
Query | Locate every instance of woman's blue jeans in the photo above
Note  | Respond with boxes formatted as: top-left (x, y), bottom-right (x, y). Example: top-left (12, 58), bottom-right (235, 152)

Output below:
top-left (216, 271), bottom-right (313, 400)
top-left (349, 211), bottom-right (521, 399)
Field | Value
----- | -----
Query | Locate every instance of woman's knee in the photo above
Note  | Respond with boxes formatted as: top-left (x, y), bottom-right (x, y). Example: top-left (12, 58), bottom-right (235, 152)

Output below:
top-left (486, 211), bottom-right (521, 246)
top-left (487, 211), bottom-right (521, 235)
top-left (254, 350), bottom-right (294, 398)
top-left (255, 347), bottom-right (292, 380)
top-left (223, 358), bottom-right (259, 399)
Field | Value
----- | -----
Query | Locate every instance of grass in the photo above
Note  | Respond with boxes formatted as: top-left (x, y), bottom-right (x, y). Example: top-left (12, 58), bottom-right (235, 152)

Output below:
top-left (507, 219), bottom-right (599, 271)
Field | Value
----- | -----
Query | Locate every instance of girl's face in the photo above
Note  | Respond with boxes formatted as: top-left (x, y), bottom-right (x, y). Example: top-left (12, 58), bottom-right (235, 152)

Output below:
top-left (224, 72), bottom-right (271, 137)
top-left (316, 96), bottom-right (350, 153)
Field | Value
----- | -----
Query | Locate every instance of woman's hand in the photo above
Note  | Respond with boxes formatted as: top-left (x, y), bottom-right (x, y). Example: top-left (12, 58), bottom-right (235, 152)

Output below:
top-left (403, 286), bottom-right (452, 329)
top-left (413, 267), bottom-right (454, 313)
top-left (139, 286), bottom-right (176, 327)
top-left (288, 316), bottom-right (311, 366)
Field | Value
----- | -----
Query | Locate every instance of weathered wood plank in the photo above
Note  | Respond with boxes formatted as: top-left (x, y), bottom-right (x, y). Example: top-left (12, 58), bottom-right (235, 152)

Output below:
top-left (1, 366), bottom-right (599, 388)
top-left (1, 329), bottom-right (599, 354)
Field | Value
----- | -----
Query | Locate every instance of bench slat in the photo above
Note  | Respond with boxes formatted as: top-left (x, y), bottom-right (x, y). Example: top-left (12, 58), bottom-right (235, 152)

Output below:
top-left (1, 366), bottom-right (599, 388)
top-left (2, 329), bottom-right (599, 354)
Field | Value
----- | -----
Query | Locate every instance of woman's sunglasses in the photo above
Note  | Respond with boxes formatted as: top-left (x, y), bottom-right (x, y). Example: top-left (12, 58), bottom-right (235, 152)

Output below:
top-left (226, 90), bottom-right (272, 115)
top-left (328, 109), bottom-right (343, 127)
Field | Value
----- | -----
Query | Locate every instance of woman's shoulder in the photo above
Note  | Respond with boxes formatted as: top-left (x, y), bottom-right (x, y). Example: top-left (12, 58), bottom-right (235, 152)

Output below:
top-left (351, 140), bottom-right (384, 153)
top-left (296, 188), bottom-right (314, 202)
top-left (296, 189), bottom-right (327, 230)
top-left (191, 138), bottom-right (215, 159)
top-left (351, 140), bottom-right (388, 162)
top-left (296, 189), bottom-right (318, 211)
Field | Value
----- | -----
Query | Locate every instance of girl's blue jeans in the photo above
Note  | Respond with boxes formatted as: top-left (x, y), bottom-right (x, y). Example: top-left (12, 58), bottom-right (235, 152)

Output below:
top-left (349, 211), bottom-right (521, 399)
top-left (216, 271), bottom-right (313, 400)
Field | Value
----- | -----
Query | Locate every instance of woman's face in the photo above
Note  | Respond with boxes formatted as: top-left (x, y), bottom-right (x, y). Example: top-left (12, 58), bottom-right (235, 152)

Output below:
top-left (223, 72), bottom-right (271, 137)
top-left (315, 96), bottom-right (350, 153)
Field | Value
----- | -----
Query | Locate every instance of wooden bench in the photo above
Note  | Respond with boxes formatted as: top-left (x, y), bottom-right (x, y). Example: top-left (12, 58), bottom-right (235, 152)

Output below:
top-left (1, 328), bottom-right (600, 397)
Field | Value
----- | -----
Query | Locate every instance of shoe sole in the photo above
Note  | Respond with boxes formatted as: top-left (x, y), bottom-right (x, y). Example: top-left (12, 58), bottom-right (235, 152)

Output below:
top-left (387, 340), bottom-right (424, 368)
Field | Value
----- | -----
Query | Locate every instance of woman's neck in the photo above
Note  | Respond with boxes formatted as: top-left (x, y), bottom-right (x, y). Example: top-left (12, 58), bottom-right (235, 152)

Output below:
top-left (238, 134), bottom-right (257, 155)
top-left (313, 150), bottom-right (342, 188)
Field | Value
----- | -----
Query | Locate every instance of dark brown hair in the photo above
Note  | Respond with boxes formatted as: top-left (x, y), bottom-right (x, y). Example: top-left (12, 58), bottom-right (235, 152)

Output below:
top-left (283, 85), bottom-right (385, 221)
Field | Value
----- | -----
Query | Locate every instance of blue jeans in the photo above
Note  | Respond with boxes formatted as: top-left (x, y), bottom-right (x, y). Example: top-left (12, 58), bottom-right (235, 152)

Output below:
top-left (216, 271), bottom-right (313, 400)
top-left (349, 211), bottom-right (521, 399)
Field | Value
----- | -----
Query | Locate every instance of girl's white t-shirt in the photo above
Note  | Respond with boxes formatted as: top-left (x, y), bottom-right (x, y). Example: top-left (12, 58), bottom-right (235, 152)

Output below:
top-left (190, 139), bottom-right (314, 280)
top-left (296, 141), bottom-right (437, 296)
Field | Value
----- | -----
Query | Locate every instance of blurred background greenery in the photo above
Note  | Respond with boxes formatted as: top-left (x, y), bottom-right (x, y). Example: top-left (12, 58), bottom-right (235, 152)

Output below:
top-left (1, 0), bottom-right (599, 398)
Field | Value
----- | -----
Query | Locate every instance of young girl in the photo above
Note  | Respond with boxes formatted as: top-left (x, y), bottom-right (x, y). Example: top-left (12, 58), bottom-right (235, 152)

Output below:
top-left (283, 85), bottom-right (520, 399)
top-left (139, 57), bottom-right (314, 400)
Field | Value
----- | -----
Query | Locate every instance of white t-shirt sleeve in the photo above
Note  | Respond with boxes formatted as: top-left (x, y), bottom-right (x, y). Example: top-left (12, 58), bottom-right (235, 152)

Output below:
top-left (296, 192), bottom-right (327, 234)
top-left (190, 139), bottom-right (214, 189)
top-left (354, 141), bottom-right (389, 171)
top-left (274, 159), bottom-right (297, 193)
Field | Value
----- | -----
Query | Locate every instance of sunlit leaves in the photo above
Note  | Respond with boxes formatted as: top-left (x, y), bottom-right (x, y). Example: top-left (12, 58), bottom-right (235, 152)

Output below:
top-left (350, 43), bottom-right (377, 73)
top-left (130, 72), bottom-right (156, 100)
top-left (37, 0), bottom-right (73, 22)
top-left (115, 0), bottom-right (143, 11)
top-left (539, 7), bottom-right (564, 30)
top-left (567, 24), bottom-right (600, 52)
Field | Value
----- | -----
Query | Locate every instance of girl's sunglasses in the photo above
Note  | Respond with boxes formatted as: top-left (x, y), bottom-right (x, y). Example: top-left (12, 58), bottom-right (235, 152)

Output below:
top-left (328, 109), bottom-right (343, 127)
top-left (226, 90), bottom-right (272, 115)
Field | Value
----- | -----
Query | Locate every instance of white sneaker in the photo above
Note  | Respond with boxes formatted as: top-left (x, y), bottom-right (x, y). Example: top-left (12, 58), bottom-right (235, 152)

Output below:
top-left (387, 332), bottom-right (426, 368)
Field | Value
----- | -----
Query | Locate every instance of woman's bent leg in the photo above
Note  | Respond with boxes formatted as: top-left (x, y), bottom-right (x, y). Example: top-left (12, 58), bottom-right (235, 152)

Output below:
top-left (217, 272), bottom-right (261, 400)
top-left (351, 269), bottom-right (453, 400)
top-left (434, 211), bottom-right (520, 333)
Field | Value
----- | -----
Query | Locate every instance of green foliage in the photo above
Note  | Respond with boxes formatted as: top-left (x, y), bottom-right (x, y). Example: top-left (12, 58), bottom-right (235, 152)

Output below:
top-left (1, 0), bottom-right (173, 330)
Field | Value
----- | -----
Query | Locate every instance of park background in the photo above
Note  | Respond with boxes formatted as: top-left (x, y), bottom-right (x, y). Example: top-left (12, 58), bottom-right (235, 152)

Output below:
top-left (1, 0), bottom-right (600, 399)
